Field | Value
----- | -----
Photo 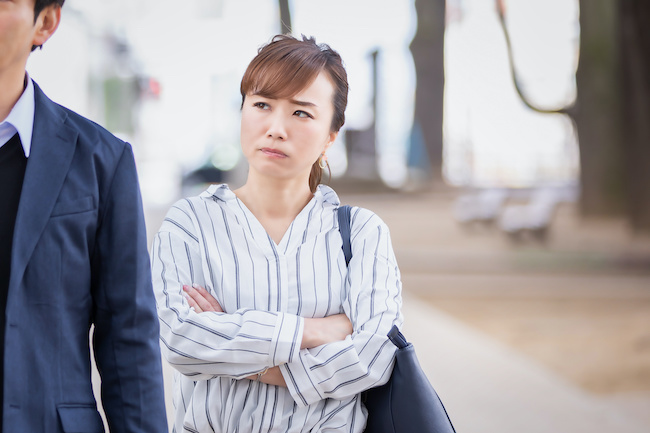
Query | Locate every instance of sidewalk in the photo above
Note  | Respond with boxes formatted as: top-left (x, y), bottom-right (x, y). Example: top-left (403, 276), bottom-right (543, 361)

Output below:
top-left (402, 294), bottom-right (649, 433)
top-left (343, 190), bottom-right (650, 433)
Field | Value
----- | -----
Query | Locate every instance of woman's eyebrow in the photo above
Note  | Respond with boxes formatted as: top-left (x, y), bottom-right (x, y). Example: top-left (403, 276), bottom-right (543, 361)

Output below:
top-left (250, 93), bottom-right (318, 108)
top-left (289, 99), bottom-right (318, 108)
top-left (251, 91), bottom-right (273, 98)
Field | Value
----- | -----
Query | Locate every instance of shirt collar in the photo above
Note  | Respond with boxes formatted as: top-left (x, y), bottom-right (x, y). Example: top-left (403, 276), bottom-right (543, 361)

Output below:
top-left (0, 74), bottom-right (35, 157)
top-left (202, 183), bottom-right (341, 206)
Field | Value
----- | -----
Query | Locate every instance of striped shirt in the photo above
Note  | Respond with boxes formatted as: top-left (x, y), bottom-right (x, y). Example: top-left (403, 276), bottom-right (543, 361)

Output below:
top-left (151, 184), bottom-right (403, 433)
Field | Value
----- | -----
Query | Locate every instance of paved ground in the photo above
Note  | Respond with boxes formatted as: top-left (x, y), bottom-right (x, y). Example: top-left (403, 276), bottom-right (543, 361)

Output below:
top-left (341, 190), bottom-right (650, 433)
top-left (401, 294), bottom-right (650, 433)
top-left (96, 188), bottom-right (650, 432)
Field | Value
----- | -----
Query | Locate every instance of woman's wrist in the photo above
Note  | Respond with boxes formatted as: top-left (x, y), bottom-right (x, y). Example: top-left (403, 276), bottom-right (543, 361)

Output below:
top-left (256, 367), bottom-right (269, 381)
top-left (248, 366), bottom-right (287, 387)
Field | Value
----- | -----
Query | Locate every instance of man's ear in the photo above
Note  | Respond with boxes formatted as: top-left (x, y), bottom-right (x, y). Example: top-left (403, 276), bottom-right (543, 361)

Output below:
top-left (32, 5), bottom-right (62, 49)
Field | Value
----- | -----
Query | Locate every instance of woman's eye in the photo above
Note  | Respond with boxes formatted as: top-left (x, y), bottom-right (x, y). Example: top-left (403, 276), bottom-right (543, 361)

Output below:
top-left (294, 110), bottom-right (313, 119)
top-left (254, 102), bottom-right (269, 109)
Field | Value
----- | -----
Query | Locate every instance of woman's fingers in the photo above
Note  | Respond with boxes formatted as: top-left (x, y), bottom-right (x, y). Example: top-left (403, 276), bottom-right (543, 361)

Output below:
top-left (184, 291), bottom-right (202, 313)
top-left (183, 284), bottom-right (223, 313)
top-left (192, 284), bottom-right (224, 312)
top-left (184, 284), bottom-right (213, 312)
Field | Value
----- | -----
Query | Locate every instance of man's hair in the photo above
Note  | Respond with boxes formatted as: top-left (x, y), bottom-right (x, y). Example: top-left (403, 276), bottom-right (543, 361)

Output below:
top-left (34, 0), bottom-right (65, 22)
top-left (32, 0), bottom-right (65, 51)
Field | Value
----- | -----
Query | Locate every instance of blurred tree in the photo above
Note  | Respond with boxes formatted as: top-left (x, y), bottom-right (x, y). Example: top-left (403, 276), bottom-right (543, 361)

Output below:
top-left (410, 0), bottom-right (446, 184)
top-left (618, 0), bottom-right (650, 231)
top-left (103, 76), bottom-right (139, 135)
top-left (574, 0), bottom-right (624, 218)
top-left (279, 0), bottom-right (292, 34)
top-left (498, 0), bottom-right (650, 232)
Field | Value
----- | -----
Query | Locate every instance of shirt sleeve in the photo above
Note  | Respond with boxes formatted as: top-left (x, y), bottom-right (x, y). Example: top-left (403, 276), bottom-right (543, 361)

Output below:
top-left (151, 200), bottom-right (304, 380)
top-left (279, 208), bottom-right (403, 407)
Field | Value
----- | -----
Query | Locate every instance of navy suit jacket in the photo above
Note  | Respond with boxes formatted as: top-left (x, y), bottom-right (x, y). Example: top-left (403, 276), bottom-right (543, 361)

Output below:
top-left (3, 82), bottom-right (168, 432)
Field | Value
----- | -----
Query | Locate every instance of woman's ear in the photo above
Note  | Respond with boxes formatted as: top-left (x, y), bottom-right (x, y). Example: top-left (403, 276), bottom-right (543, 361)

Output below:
top-left (32, 5), bottom-right (62, 49)
top-left (326, 131), bottom-right (338, 150)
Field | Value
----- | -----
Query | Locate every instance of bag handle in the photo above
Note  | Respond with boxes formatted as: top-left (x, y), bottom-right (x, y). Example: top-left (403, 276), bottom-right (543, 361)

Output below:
top-left (387, 325), bottom-right (409, 350)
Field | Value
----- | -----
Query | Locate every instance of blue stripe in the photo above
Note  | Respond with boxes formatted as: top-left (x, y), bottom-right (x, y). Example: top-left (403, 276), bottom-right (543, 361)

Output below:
top-left (220, 205), bottom-right (241, 309)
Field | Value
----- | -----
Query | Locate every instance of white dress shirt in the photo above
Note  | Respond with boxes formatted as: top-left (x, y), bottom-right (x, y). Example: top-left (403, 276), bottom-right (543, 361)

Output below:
top-left (152, 184), bottom-right (403, 433)
top-left (0, 75), bottom-right (34, 156)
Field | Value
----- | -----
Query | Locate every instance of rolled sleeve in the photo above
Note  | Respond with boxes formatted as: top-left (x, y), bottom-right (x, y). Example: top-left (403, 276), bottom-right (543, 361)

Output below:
top-left (280, 208), bottom-right (403, 406)
top-left (152, 202), bottom-right (305, 379)
top-left (272, 312), bottom-right (304, 365)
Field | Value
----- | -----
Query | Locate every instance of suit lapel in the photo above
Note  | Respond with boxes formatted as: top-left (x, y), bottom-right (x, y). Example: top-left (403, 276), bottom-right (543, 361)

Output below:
top-left (10, 83), bottom-right (78, 290)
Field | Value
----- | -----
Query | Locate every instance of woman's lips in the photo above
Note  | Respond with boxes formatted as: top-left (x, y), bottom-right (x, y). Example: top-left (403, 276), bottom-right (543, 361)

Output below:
top-left (260, 148), bottom-right (288, 158)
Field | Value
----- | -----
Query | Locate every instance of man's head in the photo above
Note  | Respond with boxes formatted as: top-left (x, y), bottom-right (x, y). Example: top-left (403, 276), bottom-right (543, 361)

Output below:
top-left (32, 0), bottom-right (64, 50)
top-left (0, 0), bottom-right (62, 98)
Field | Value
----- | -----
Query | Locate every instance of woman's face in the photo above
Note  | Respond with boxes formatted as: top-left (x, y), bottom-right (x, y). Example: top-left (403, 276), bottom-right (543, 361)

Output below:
top-left (240, 71), bottom-right (338, 184)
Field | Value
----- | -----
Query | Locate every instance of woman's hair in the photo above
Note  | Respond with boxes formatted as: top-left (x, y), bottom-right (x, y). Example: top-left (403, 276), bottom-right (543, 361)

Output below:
top-left (240, 35), bottom-right (349, 193)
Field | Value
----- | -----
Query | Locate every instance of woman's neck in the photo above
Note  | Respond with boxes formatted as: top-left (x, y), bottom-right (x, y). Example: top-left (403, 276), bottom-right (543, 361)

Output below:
top-left (234, 175), bottom-right (314, 242)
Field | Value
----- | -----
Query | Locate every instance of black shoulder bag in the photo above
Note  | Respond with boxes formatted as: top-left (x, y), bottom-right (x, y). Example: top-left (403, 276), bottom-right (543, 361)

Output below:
top-left (337, 205), bottom-right (457, 433)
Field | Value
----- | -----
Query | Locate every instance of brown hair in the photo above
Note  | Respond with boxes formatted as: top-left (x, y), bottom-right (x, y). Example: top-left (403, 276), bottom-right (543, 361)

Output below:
top-left (240, 34), bottom-right (349, 193)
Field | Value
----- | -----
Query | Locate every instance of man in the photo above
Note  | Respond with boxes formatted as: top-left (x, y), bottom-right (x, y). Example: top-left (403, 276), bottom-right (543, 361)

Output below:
top-left (0, 1), bottom-right (168, 431)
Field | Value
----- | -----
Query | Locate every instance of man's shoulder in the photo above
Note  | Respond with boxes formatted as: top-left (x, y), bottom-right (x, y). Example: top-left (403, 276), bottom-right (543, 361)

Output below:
top-left (59, 104), bottom-right (127, 149)
top-left (34, 83), bottom-right (128, 153)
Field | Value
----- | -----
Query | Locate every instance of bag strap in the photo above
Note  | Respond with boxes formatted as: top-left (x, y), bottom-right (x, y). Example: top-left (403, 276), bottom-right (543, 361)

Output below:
top-left (337, 205), bottom-right (353, 267)
top-left (338, 206), bottom-right (407, 351)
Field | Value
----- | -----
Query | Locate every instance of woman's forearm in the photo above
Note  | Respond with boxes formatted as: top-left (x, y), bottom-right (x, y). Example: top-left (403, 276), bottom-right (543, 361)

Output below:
top-left (184, 282), bottom-right (352, 351)
top-left (301, 314), bottom-right (353, 349)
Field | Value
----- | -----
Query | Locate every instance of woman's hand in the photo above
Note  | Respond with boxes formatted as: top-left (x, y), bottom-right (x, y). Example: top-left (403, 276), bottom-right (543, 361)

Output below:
top-left (302, 314), bottom-right (353, 349)
top-left (183, 284), bottom-right (223, 313)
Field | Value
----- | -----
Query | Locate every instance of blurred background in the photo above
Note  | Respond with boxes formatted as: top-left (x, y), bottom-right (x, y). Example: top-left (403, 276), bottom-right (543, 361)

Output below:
top-left (28, 0), bottom-right (650, 431)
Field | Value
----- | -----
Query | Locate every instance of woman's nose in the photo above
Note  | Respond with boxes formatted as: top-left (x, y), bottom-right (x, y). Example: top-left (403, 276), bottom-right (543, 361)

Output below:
top-left (266, 113), bottom-right (287, 140)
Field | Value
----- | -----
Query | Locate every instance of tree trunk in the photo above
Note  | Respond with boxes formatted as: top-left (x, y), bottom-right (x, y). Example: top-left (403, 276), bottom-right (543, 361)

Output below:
top-left (575, 0), bottom-right (625, 217)
top-left (410, 0), bottom-right (446, 184)
top-left (619, 0), bottom-right (650, 231)
top-left (279, 0), bottom-right (292, 34)
top-left (497, 0), bottom-right (650, 231)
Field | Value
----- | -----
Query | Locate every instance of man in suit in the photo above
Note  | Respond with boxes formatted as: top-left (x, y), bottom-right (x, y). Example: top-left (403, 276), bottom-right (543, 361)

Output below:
top-left (0, 1), bottom-right (168, 431)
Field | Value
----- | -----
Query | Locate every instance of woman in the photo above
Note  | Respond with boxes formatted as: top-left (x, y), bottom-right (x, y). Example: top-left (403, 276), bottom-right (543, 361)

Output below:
top-left (152, 35), bottom-right (403, 432)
